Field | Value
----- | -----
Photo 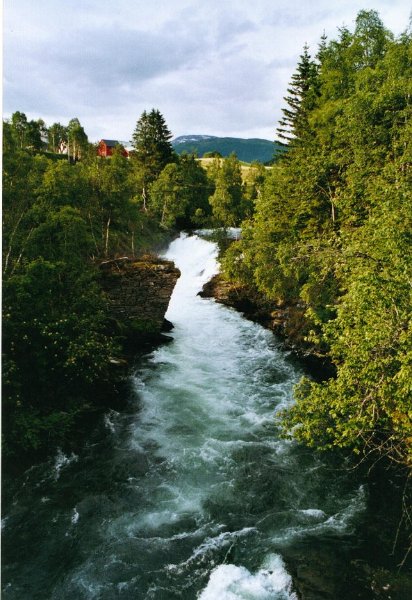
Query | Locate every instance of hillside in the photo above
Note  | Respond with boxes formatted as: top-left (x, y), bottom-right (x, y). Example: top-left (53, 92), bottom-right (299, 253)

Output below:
top-left (172, 135), bottom-right (284, 164)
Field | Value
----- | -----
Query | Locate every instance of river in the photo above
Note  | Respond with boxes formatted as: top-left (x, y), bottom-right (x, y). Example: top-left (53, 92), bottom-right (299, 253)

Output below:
top-left (2, 233), bottom-right (409, 599)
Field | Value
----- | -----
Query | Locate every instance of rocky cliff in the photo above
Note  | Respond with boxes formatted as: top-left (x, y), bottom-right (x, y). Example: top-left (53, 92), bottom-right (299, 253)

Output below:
top-left (100, 256), bottom-right (180, 344)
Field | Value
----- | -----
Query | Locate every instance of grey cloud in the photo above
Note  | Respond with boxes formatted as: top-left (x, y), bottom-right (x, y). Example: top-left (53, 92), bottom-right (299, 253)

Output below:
top-left (268, 57), bottom-right (298, 69)
top-left (268, 9), bottom-right (333, 28)
top-left (4, 0), bottom-right (409, 142)
top-left (18, 27), bottom-right (204, 87)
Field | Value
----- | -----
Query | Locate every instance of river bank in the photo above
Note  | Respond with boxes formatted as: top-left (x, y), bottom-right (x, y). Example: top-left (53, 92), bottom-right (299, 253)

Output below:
top-left (198, 259), bottom-right (412, 599)
top-left (199, 273), bottom-right (334, 379)
top-left (2, 233), bottom-right (411, 600)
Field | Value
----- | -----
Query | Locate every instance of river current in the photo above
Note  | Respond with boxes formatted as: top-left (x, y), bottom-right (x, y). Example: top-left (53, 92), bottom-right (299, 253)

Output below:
top-left (2, 233), bottom-right (390, 599)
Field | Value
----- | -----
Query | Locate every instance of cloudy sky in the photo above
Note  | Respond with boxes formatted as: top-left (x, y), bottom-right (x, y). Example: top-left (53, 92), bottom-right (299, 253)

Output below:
top-left (4, 0), bottom-right (411, 142)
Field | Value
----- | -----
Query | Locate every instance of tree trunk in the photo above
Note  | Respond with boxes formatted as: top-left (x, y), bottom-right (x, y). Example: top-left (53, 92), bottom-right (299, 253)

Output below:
top-left (4, 211), bottom-right (25, 274)
top-left (131, 230), bottom-right (135, 257)
top-left (142, 186), bottom-right (147, 211)
top-left (161, 199), bottom-right (168, 228)
top-left (105, 216), bottom-right (111, 258)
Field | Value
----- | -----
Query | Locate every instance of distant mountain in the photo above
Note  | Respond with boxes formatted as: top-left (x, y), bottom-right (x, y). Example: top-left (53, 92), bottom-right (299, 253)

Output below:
top-left (172, 135), bottom-right (284, 164)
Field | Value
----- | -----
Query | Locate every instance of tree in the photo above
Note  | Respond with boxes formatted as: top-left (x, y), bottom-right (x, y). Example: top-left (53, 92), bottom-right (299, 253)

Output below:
top-left (220, 11), bottom-right (412, 470)
top-left (149, 163), bottom-right (187, 228)
top-left (277, 44), bottom-right (318, 145)
top-left (352, 9), bottom-right (392, 69)
top-left (11, 111), bottom-right (28, 148)
top-left (84, 146), bottom-right (137, 257)
top-left (204, 151), bottom-right (222, 158)
top-left (1, 136), bottom-right (122, 457)
top-left (176, 153), bottom-right (212, 226)
top-left (317, 26), bottom-right (355, 101)
top-left (208, 153), bottom-right (244, 226)
top-left (243, 161), bottom-right (266, 208)
top-left (283, 174), bottom-right (412, 467)
top-left (131, 109), bottom-right (175, 209)
top-left (25, 120), bottom-right (43, 151)
top-left (3, 121), bottom-right (17, 153)
top-left (48, 122), bottom-right (68, 153)
top-left (67, 118), bottom-right (88, 161)
top-left (8, 112), bottom-right (44, 152)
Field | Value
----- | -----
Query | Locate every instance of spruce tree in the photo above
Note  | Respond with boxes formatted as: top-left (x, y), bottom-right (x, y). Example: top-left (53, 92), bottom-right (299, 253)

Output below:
top-left (277, 44), bottom-right (318, 145)
top-left (131, 109), bottom-right (175, 209)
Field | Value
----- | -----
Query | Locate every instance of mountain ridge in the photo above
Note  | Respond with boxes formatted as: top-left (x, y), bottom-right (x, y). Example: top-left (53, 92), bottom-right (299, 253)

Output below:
top-left (172, 134), bottom-right (284, 164)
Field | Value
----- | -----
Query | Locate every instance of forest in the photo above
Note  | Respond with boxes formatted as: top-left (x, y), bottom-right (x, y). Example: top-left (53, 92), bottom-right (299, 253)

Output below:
top-left (221, 10), bottom-right (412, 472)
top-left (2, 109), bottom-right (263, 457)
top-left (2, 9), bottom-right (411, 478)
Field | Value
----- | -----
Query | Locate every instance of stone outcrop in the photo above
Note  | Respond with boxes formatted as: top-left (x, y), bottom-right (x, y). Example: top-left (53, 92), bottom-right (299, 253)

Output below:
top-left (99, 256), bottom-right (180, 340)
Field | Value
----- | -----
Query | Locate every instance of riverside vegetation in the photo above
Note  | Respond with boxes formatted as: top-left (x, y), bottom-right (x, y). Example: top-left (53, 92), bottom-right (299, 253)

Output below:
top-left (3, 10), bottom-right (411, 502)
top-left (221, 11), bottom-right (412, 478)
top-left (2, 110), bottom-right (264, 459)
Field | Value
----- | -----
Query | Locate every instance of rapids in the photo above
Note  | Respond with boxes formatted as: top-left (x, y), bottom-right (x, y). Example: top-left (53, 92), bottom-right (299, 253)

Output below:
top-left (2, 233), bottom-right (395, 599)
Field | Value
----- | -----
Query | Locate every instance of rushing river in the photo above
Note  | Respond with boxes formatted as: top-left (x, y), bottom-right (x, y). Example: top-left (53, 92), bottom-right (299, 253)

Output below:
top-left (2, 234), bottom-right (406, 599)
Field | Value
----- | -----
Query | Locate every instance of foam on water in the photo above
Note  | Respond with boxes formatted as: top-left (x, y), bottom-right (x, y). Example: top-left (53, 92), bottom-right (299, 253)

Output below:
top-left (53, 449), bottom-right (78, 480)
top-left (103, 409), bottom-right (120, 433)
top-left (270, 485), bottom-right (367, 544)
top-left (198, 554), bottom-right (297, 600)
top-left (297, 508), bottom-right (327, 520)
top-left (2, 233), bottom-right (371, 599)
top-left (71, 508), bottom-right (80, 525)
top-left (168, 527), bottom-right (258, 573)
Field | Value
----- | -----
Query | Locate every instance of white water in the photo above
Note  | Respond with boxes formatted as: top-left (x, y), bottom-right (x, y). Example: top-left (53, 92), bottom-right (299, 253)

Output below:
top-left (120, 233), bottom-right (363, 598)
top-left (2, 233), bottom-right (367, 600)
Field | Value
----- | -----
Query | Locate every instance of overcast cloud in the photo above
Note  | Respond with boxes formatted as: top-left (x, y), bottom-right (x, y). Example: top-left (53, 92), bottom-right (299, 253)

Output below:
top-left (3, 0), bottom-right (411, 142)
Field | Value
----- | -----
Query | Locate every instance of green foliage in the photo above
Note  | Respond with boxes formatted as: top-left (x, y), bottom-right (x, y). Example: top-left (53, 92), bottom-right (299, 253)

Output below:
top-left (131, 108), bottom-right (175, 209)
top-left (222, 13), bottom-right (412, 468)
top-left (208, 153), bottom-right (246, 227)
top-left (277, 44), bottom-right (319, 145)
top-left (2, 255), bottom-right (119, 456)
top-left (149, 163), bottom-right (187, 228)
top-left (148, 153), bottom-right (212, 229)
top-left (67, 117), bottom-right (89, 160)
top-left (203, 151), bottom-right (222, 158)
top-left (48, 122), bottom-right (67, 153)
top-left (1, 120), bottom-right (173, 458)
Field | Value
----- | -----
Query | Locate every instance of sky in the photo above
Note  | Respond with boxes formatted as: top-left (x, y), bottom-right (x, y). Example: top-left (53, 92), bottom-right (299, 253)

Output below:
top-left (3, 0), bottom-right (411, 142)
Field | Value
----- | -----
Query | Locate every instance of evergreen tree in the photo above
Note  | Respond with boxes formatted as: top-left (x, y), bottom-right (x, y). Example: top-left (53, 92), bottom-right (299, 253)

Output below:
top-left (277, 44), bottom-right (318, 145)
top-left (131, 109), bottom-right (175, 209)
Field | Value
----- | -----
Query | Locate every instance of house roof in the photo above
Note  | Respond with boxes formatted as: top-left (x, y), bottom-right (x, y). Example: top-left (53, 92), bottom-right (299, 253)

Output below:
top-left (100, 139), bottom-right (120, 147)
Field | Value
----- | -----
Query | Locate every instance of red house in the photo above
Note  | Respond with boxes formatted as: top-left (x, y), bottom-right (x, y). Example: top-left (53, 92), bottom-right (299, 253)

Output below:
top-left (98, 139), bottom-right (130, 158)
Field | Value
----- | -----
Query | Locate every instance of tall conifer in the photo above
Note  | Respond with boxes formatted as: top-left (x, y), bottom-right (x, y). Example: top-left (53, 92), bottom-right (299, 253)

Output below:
top-left (277, 44), bottom-right (318, 145)
top-left (131, 109), bottom-right (175, 209)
